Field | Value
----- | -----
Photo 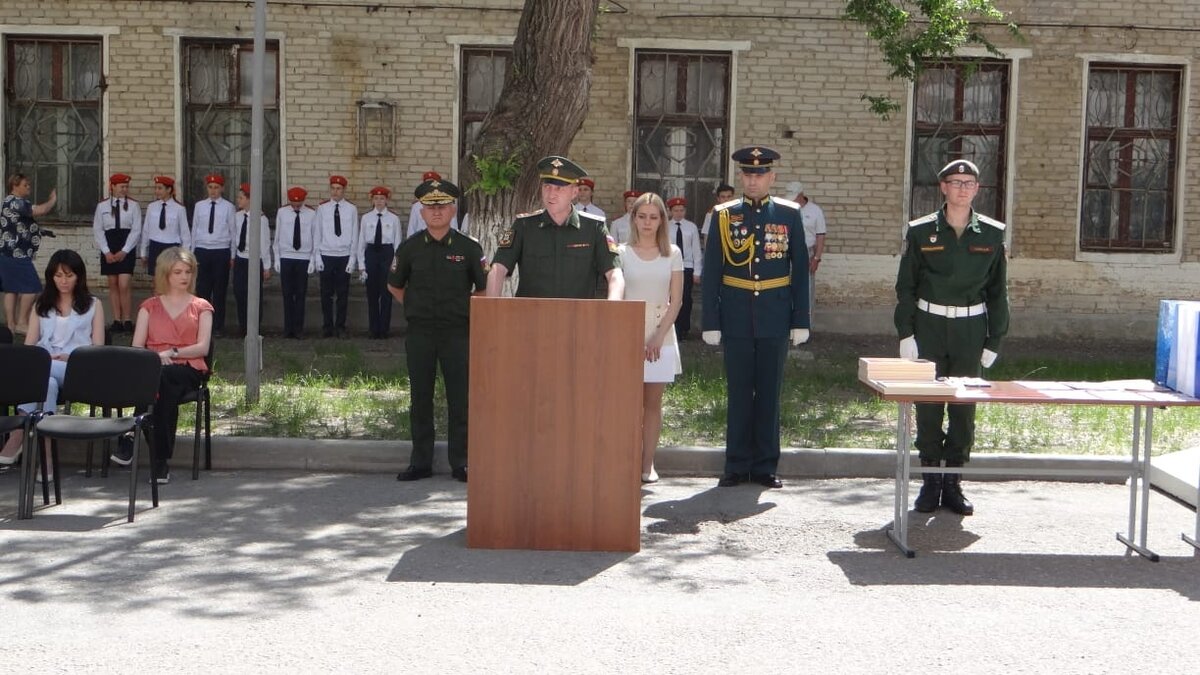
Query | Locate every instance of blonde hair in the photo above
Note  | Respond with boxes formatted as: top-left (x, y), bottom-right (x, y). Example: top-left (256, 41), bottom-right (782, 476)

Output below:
top-left (154, 246), bottom-right (198, 295)
top-left (626, 192), bottom-right (671, 258)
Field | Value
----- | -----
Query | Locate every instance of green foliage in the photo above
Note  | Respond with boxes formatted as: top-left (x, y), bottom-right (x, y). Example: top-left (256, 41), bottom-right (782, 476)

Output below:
top-left (468, 151), bottom-right (522, 197)
top-left (844, 0), bottom-right (1017, 118)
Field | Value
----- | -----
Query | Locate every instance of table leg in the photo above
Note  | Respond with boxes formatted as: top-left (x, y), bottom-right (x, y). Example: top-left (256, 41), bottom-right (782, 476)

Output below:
top-left (1116, 405), bottom-right (1159, 561)
top-left (1185, 436), bottom-right (1200, 553)
top-left (885, 401), bottom-right (916, 558)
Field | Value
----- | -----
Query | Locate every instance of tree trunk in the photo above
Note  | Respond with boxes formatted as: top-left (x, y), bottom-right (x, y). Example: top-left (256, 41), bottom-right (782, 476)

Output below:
top-left (461, 0), bottom-right (600, 290)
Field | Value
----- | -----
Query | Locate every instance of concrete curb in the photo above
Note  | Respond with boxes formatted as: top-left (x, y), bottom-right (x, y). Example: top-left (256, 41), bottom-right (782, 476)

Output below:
top-left (50, 436), bottom-right (1133, 483)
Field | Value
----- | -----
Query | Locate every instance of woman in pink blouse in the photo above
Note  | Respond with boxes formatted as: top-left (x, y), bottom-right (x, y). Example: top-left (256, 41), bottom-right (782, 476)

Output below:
top-left (117, 246), bottom-right (212, 484)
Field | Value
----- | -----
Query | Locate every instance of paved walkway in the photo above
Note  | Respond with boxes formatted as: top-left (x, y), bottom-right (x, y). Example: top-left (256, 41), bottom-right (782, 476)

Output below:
top-left (1, 469), bottom-right (1196, 672)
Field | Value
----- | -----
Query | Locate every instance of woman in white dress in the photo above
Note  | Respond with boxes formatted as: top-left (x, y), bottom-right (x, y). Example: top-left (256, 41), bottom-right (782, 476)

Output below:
top-left (618, 193), bottom-right (684, 483)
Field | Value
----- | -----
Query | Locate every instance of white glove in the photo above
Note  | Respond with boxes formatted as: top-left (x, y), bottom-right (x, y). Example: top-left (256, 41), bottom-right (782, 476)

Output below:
top-left (306, 259), bottom-right (316, 275)
top-left (790, 328), bottom-right (810, 346)
top-left (981, 348), bottom-right (998, 369)
top-left (315, 257), bottom-right (324, 272)
top-left (899, 336), bottom-right (919, 360)
top-left (359, 270), bottom-right (369, 283)
top-left (345, 261), bottom-right (355, 274)
top-left (273, 261), bottom-right (281, 274)
top-left (702, 330), bottom-right (721, 346)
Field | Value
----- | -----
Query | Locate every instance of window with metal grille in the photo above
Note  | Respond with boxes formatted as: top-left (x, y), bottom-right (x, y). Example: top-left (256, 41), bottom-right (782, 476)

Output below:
top-left (182, 39), bottom-right (281, 218)
top-left (459, 47), bottom-right (511, 162)
top-left (633, 51), bottom-right (730, 219)
top-left (3, 36), bottom-right (103, 222)
top-left (1080, 63), bottom-right (1181, 252)
top-left (910, 60), bottom-right (1009, 222)
top-left (357, 101), bottom-right (395, 158)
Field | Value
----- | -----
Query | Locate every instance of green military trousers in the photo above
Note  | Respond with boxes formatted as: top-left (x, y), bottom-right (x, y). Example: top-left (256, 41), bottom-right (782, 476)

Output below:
top-left (405, 328), bottom-right (470, 471)
top-left (913, 311), bottom-right (987, 462)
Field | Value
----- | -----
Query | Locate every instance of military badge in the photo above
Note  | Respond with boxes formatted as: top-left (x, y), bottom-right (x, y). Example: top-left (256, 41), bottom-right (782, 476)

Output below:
top-left (447, 254), bottom-right (465, 262)
top-left (929, 234), bottom-right (938, 243)
top-left (606, 235), bottom-right (618, 253)
top-left (498, 229), bottom-right (515, 248)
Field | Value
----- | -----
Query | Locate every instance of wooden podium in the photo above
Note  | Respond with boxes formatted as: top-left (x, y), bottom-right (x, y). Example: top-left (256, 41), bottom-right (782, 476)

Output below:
top-left (467, 297), bottom-right (644, 552)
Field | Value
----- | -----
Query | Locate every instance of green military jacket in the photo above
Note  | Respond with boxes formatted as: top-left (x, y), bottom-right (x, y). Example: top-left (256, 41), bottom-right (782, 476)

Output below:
top-left (895, 207), bottom-right (1009, 351)
top-left (388, 230), bottom-right (488, 332)
top-left (491, 207), bottom-right (620, 299)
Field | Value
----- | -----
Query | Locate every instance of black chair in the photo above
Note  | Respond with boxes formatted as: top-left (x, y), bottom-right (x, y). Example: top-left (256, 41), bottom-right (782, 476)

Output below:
top-left (32, 346), bottom-right (162, 522)
top-left (0, 345), bottom-right (51, 520)
top-left (179, 340), bottom-right (215, 480)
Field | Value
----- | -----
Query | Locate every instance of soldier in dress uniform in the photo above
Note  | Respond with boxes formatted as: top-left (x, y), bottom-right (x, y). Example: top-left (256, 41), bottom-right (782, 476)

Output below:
top-left (896, 159), bottom-right (1009, 516)
top-left (573, 177), bottom-right (606, 220)
top-left (701, 146), bottom-right (810, 489)
top-left (389, 178), bottom-right (487, 483)
top-left (486, 156), bottom-right (623, 300)
top-left (273, 187), bottom-right (319, 339)
top-left (314, 175), bottom-right (358, 337)
top-left (232, 183), bottom-right (272, 338)
top-left (666, 197), bottom-right (703, 339)
top-left (356, 185), bottom-right (402, 339)
top-left (407, 170), bottom-right (461, 237)
top-left (140, 176), bottom-right (191, 278)
top-left (190, 173), bottom-right (237, 337)
top-left (92, 173), bottom-right (142, 332)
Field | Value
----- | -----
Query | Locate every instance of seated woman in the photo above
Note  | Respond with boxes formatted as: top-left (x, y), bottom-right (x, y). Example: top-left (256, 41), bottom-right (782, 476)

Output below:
top-left (0, 249), bottom-right (106, 469)
top-left (113, 247), bottom-right (212, 485)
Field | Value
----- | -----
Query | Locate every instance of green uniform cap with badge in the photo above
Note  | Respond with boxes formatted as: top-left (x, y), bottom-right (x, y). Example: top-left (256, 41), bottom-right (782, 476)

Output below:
top-left (731, 146), bottom-right (781, 174)
top-left (938, 159), bottom-right (979, 180)
top-left (537, 155), bottom-right (588, 186)
top-left (415, 178), bottom-right (461, 205)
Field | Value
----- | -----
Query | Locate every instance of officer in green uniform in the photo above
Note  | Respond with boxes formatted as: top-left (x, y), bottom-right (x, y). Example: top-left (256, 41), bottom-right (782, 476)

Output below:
top-left (895, 159), bottom-right (1009, 515)
top-left (486, 155), bottom-right (623, 299)
top-left (701, 146), bottom-right (810, 489)
top-left (389, 177), bottom-right (488, 483)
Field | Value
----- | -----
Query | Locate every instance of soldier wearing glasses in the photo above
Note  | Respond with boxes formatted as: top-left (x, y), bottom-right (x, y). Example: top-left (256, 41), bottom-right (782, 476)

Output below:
top-left (895, 159), bottom-right (1009, 516)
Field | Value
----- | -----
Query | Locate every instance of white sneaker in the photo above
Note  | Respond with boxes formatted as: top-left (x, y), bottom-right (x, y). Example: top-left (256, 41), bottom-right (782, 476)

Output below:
top-left (641, 468), bottom-right (659, 484)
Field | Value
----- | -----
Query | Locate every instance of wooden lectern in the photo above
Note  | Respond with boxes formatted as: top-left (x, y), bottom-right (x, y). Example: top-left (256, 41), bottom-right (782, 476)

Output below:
top-left (467, 297), bottom-right (644, 552)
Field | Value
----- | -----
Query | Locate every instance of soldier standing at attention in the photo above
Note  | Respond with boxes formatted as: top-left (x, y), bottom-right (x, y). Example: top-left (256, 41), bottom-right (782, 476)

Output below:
top-left (896, 159), bottom-right (1008, 516)
top-left (486, 156), bottom-right (623, 300)
top-left (93, 173), bottom-right (141, 333)
top-left (573, 177), bottom-right (606, 220)
top-left (357, 185), bottom-right (402, 339)
top-left (315, 175), bottom-right (358, 337)
top-left (232, 182), bottom-right (272, 338)
top-left (273, 187), bottom-right (319, 339)
top-left (701, 146), bottom-right (809, 489)
top-left (390, 178), bottom-right (487, 483)
top-left (190, 174), bottom-right (237, 337)
top-left (140, 176), bottom-right (190, 278)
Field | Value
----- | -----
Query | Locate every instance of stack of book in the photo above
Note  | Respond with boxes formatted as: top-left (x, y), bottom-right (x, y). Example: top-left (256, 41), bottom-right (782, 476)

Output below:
top-left (857, 357), bottom-right (957, 397)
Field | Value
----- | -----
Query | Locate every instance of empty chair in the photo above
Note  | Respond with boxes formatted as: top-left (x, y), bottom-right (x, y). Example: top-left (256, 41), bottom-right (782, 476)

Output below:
top-left (0, 345), bottom-right (50, 519)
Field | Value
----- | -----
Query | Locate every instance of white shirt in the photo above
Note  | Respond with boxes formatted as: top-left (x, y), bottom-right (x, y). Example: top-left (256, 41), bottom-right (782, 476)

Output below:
top-left (191, 197), bottom-right (237, 251)
top-left (799, 199), bottom-right (827, 250)
top-left (406, 201), bottom-right (461, 237)
top-left (574, 202), bottom-right (606, 221)
top-left (140, 200), bottom-right (191, 256)
top-left (667, 219), bottom-right (703, 276)
top-left (355, 208), bottom-right (402, 271)
top-left (92, 198), bottom-right (143, 255)
top-left (234, 210), bottom-right (272, 268)
top-left (609, 213), bottom-right (631, 244)
top-left (273, 205), bottom-right (319, 269)
top-left (315, 199), bottom-right (359, 262)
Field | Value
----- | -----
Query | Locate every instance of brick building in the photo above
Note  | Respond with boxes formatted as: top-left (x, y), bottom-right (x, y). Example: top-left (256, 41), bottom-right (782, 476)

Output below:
top-left (2, 1), bottom-right (1198, 337)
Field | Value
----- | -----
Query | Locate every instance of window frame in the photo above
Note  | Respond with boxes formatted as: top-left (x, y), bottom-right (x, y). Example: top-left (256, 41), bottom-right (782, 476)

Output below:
top-left (457, 46), bottom-right (512, 165)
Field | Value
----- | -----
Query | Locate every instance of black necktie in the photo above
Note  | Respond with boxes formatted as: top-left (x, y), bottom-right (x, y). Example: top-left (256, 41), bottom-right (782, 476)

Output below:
top-left (208, 201), bottom-right (216, 234)
top-left (675, 222), bottom-right (683, 250)
top-left (238, 214), bottom-right (248, 252)
top-left (333, 203), bottom-right (342, 237)
top-left (292, 210), bottom-right (302, 250)
top-left (114, 201), bottom-right (122, 230)
top-left (158, 201), bottom-right (166, 230)
top-left (374, 213), bottom-right (383, 246)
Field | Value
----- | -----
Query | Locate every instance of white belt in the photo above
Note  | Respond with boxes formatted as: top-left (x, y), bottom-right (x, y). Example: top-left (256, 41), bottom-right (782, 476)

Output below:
top-left (918, 299), bottom-right (986, 318)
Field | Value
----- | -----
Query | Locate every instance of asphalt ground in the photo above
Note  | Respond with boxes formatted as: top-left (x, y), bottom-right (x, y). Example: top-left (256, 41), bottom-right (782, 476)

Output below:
top-left (1, 470), bottom-right (1196, 673)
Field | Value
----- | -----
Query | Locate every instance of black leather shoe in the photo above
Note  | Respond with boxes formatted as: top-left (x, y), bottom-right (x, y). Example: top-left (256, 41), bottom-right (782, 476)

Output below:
top-left (751, 473), bottom-right (783, 488)
top-left (451, 466), bottom-right (468, 483)
top-left (396, 466), bottom-right (433, 481)
top-left (322, 327), bottom-right (335, 338)
top-left (717, 472), bottom-right (743, 487)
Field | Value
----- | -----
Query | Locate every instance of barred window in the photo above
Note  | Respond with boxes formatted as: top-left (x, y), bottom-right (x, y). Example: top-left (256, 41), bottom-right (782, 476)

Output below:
top-left (459, 47), bottom-right (511, 161)
top-left (357, 101), bottom-right (395, 158)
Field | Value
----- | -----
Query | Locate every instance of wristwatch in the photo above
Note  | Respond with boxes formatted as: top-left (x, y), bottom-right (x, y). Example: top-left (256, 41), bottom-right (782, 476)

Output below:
top-left (171, 347), bottom-right (179, 358)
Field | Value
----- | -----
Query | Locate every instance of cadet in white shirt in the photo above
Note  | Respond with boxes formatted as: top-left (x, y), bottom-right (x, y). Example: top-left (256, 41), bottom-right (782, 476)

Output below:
top-left (273, 186), bottom-right (319, 339)
top-left (788, 181), bottom-right (827, 329)
top-left (232, 182), bottom-right (272, 338)
top-left (139, 176), bottom-right (191, 278)
top-left (406, 171), bottom-right (460, 237)
top-left (573, 177), bottom-right (606, 220)
top-left (191, 173), bottom-right (237, 336)
top-left (93, 172), bottom-right (142, 332)
top-left (608, 190), bottom-right (639, 244)
top-left (700, 183), bottom-right (735, 248)
top-left (666, 197), bottom-right (703, 339)
top-left (315, 175), bottom-right (358, 338)
top-left (356, 185), bottom-right (402, 339)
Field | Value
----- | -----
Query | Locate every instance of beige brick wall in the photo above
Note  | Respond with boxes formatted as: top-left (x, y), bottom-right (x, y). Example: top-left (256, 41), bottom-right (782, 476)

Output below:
top-left (4, 0), bottom-right (1200, 337)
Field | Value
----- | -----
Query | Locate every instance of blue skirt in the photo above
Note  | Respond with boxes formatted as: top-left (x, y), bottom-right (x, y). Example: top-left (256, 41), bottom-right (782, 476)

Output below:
top-left (0, 254), bottom-right (42, 293)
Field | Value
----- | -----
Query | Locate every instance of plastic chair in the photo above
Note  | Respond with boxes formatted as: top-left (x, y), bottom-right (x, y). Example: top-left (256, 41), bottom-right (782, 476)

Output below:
top-left (179, 340), bottom-right (214, 480)
top-left (32, 346), bottom-right (162, 522)
top-left (0, 346), bottom-right (50, 519)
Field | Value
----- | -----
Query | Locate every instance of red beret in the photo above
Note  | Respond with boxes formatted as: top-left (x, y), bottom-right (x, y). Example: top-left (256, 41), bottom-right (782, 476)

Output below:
top-left (329, 175), bottom-right (348, 187)
top-left (204, 174), bottom-right (225, 186)
top-left (578, 178), bottom-right (595, 189)
top-left (369, 186), bottom-right (391, 198)
top-left (667, 197), bottom-right (687, 208)
top-left (109, 173), bottom-right (131, 185)
top-left (239, 183), bottom-right (251, 196)
top-left (422, 171), bottom-right (442, 181)
top-left (623, 190), bottom-right (640, 199)
top-left (153, 175), bottom-right (175, 188)
top-left (287, 187), bottom-right (308, 202)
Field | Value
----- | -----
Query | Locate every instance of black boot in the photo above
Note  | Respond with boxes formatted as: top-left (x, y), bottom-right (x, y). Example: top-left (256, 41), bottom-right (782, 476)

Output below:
top-left (914, 459), bottom-right (942, 513)
top-left (941, 461), bottom-right (974, 516)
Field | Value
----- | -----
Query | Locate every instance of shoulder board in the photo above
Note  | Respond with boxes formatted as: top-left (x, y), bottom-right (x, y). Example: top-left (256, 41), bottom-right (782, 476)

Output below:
top-left (98, 198), bottom-right (110, 204)
top-left (977, 213), bottom-right (1007, 231)
top-left (907, 213), bottom-right (938, 229)
top-left (126, 197), bottom-right (139, 203)
top-left (342, 200), bottom-right (356, 207)
top-left (715, 198), bottom-right (741, 211)
top-left (319, 199), bottom-right (331, 205)
top-left (577, 210), bottom-right (604, 223)
top-left (515, 209), bottom-right (545, 219)
top-left (771, 196), bottom-right (800, 209)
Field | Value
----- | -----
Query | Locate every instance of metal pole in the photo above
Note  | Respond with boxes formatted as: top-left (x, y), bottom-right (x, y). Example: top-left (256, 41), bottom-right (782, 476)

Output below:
top-left (245, 0), bottom-right (267, 403)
